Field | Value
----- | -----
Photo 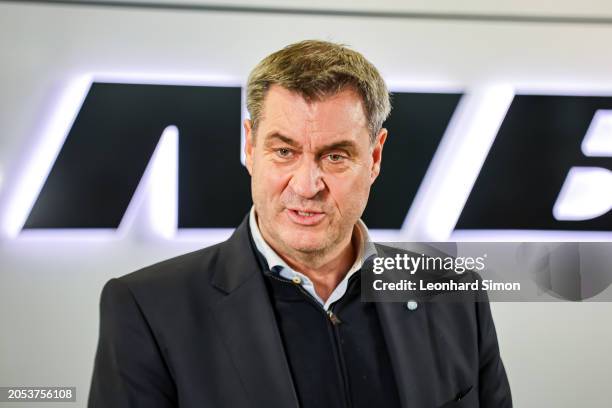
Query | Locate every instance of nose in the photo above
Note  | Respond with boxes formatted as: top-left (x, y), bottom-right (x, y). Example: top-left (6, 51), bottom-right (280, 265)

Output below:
top-left (288, 157), bottom-right (325, 199)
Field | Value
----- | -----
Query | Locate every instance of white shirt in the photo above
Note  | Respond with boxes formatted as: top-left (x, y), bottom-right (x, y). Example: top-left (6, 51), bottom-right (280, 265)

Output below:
top-left (249, 206), bottom-right (376, 310)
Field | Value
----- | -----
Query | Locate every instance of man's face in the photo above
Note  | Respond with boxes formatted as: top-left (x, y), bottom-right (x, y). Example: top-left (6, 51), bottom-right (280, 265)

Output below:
top-left (244, 84), bottom-right (387, 260)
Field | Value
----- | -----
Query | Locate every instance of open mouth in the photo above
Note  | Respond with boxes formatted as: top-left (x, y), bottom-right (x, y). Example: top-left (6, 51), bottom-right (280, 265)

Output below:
top-left (286, 209), bottom-right (326, 226)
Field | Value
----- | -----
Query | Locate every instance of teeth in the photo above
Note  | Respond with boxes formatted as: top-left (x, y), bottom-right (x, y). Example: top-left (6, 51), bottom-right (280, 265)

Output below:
top-left (298, 211), bottom-right (314, 216)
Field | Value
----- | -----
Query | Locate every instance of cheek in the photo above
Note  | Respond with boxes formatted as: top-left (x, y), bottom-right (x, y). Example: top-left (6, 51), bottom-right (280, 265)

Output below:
top-left (327, 170), bottom-right (371, 211)
top-left (252, 161), bottom-right (290, 201)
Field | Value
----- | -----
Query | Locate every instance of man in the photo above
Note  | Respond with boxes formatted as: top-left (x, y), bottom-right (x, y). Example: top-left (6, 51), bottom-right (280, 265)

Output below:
top-left (89, 40), bottom-right (512, 408)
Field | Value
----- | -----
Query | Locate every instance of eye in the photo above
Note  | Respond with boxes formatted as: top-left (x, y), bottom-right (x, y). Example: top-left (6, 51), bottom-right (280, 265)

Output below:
top-left (326, 153), bottom-right (346, 163)
top-left (276, 148), bottom-right (293, 158)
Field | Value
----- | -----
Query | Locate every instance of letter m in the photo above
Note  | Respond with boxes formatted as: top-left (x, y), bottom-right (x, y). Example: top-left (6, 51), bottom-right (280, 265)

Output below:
top-left (23, 82), bottom-right (251, 230)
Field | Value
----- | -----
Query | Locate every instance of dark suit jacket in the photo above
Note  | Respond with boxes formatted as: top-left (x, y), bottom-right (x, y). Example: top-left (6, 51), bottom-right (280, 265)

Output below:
top-left (88, 216), bottom-right (512, 408)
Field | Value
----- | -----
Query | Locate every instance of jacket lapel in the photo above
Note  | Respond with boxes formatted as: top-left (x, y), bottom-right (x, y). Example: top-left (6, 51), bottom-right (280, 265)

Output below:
top-left (209, 216), bottom-right (299, 408)
top-left (376, 301), bottom-right (445, 408)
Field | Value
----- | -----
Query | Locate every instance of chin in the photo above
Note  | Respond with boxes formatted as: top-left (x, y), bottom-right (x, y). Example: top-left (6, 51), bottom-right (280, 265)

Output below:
top-left (282, 232), bottom-right (329, 254)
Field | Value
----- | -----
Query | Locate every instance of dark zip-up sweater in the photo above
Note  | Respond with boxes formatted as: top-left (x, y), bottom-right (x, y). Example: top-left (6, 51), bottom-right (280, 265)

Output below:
top-left (262, 267), bottom-right (402, 408)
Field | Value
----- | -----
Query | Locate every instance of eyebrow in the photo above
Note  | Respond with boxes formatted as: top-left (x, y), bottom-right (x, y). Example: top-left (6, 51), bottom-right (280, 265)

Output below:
top-left (264, 132), bottom-right (358, 154)
top-left (318, 141), bottom-right (358, 154)
top-left (264, 133), bottom-right (300, 148)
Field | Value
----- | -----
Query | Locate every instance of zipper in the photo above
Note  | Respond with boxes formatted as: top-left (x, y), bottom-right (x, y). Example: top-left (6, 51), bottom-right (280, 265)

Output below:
top-left (266, 273), bottom-right (353, 408)
top-left (327, 302), bottom-right (352, 408)
top-left (327, 310), bottom-right (342, 325)
top-left (326, 277), bottom-right (362, 408)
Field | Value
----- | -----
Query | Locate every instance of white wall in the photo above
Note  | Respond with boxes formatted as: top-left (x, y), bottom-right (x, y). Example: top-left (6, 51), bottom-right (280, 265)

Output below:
top-left (82, 0), bottom-right (612, 17)
top-left (1, 1), bottom-right (612, 407)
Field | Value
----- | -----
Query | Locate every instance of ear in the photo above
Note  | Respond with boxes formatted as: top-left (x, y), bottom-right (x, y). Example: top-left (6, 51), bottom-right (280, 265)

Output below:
top-left (244, 119), bottom-right (254, 175)
top-left (370, 128), bottom-right (387, 183)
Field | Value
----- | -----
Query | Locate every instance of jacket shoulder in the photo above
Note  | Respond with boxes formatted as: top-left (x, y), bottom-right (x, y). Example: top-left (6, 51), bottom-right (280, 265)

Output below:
top-left (112, 241), bottom-right (226, 303)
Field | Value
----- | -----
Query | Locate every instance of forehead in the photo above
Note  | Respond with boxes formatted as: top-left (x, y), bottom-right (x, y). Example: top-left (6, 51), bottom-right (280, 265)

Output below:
top-left (258, 84), bottom-right (369, 144)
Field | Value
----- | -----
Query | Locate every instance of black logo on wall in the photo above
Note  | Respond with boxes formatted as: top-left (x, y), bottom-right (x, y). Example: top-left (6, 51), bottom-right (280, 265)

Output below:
top-left (457, 95), bottom-right (612, 231)
top-left (25, 83), bottom-right (250, 229)
top-left (22, 84), bottom-right (612, 231)
top-left (24, 83), bottom-right (460, 229)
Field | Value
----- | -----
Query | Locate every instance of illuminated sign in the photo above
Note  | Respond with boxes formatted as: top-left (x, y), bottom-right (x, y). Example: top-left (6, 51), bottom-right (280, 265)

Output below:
top-left (1, 80), bottom-right (611, 241)
top-left (457, 95), bottom-right (612, 235)
top-left (553, 110), bottom-right (612, 221)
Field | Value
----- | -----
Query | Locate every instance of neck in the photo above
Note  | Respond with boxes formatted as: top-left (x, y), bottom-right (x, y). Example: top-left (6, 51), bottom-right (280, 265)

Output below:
top-left (281, 234), bottom-right (356, 302)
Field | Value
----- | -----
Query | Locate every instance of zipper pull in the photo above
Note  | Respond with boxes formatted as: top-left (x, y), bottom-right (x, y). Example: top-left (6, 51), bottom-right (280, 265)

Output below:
top-left (327, 310), bottom-right (342, 325)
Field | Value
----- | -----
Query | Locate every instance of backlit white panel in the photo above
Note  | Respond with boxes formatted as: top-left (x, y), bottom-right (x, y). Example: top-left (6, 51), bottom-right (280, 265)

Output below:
top-left (553, 167), bottom-right (612, 221)
top-left (582, 109), bottom-right (612, 157)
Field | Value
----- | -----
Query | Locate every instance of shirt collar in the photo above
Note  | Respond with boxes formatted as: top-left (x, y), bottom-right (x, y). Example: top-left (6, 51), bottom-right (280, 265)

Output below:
top-left (249, 206), bottom-right (377, 309)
